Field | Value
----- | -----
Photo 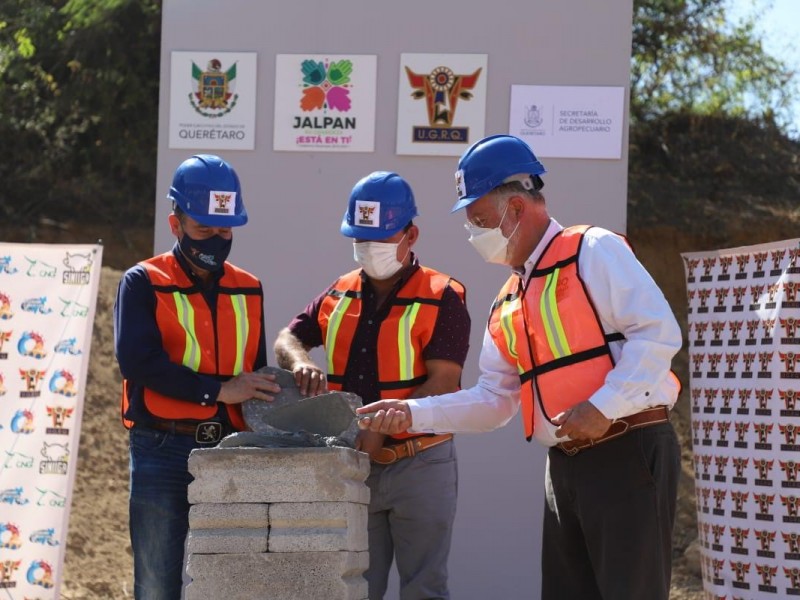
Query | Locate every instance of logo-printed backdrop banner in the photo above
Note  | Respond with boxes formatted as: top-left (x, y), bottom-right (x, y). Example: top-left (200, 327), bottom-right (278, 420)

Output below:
top-left (168, 51), bottom-right (257, 150)
top-left (395, 53), bottom-right (487, 156)
top-left (0, 243), bottom-right (102, 598)
top-left (273, 54), bottom-right (377, 152)
top-left (683, 238), bottom-right (800, 598)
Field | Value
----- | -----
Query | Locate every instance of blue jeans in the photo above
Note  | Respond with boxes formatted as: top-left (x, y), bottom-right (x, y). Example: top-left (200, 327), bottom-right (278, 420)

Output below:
top-left (129, 427), bottom-right (205, 600)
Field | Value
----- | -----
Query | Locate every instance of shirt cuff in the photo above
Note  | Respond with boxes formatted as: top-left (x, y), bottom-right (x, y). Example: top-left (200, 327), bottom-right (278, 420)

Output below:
top-left (588, 386), bottom-right (628, 421)
top-left (199, 380), bottom-right (222, 408)
top-left (404, 399), bottom-right (434, 433)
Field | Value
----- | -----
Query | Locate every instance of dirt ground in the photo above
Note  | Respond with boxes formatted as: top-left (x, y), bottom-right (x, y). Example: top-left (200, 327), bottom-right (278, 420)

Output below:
top-left (43, 221), bottom-right (713, 600)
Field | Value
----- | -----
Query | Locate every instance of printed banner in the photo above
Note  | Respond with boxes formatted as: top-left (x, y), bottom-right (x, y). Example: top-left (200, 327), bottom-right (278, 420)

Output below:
top-left (508, 85), bottom-right (625, 159)
top-left (396, 53), bottom-right (487, 156)
top-left (683, 238), bottom-right (800, 598)
top-left (273, 54), bottom-right (377, 152)
top-left (0, 243), bottom-right (103, 598)
top-left (169, 51), bottom-right (258, 150)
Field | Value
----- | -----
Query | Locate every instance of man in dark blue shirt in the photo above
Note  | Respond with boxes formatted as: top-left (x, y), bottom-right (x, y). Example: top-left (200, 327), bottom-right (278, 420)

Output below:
top-left (114, 154), bottom-right (279, 599)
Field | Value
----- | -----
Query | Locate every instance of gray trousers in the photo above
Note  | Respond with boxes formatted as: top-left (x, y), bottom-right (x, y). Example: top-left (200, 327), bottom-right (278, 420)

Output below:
top-left (366, 439), bottom-right (458, 600)
top-left (542, 423), bottom-right (680, 600)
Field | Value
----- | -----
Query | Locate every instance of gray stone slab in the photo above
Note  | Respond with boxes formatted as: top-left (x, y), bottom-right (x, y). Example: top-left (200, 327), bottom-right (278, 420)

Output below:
top-left (189, 503), bottom-right (269, 530)
top-left (242, 366), bottom-right (362, 447)
top-left (187, 447), bottom-right (370, 504)
top-left (185, 551), bottom-right (368, 600)
top-left (187, 528), bottom-right (268, 554)
top-left (269, 502), bottom-right (368, 552)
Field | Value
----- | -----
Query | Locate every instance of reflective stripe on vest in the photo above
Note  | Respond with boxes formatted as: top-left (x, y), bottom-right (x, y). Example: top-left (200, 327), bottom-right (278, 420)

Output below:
top-left (120, 253), bottom-right (262, 429)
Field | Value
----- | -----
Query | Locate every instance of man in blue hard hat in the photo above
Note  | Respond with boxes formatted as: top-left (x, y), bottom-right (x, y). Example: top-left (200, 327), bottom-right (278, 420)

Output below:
top-left (357, 135), bottom-right (683, 600)
top-left (114, 154), bottom-right (281, 599)
top-left (274, 171), bottom-right (471, 600)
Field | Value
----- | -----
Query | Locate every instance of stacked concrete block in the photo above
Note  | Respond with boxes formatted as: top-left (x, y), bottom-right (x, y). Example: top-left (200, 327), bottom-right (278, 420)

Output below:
top-left (185, 446), bottom-right (370, 600)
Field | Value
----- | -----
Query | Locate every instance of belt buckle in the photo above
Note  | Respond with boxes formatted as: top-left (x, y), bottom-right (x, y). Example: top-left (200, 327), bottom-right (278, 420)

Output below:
top-left (195, 422), bottom-right (223, 444)
top-left (560, 443), bottom-right (581, 457)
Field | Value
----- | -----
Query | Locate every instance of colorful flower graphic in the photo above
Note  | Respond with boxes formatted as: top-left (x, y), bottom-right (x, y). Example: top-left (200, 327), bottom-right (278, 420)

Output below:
top-left (300, 59), bottom-right (353, 112)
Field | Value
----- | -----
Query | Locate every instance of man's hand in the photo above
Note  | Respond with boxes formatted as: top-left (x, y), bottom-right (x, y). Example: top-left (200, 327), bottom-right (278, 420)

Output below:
top-left (291, 363), bottom-right (327, 397)
top-left (355, 429), bottom-right (386, 461)
top-left (217, 372), bottom-right (281, 405)
top-left (551, 400), bottom-right (612, 440)
top-left (356, 400), bottom-right (412, 435)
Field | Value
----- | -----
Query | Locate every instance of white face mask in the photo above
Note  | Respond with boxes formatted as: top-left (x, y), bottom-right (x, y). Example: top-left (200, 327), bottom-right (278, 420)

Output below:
top-left (465, 203), bottom-right (519, 265)
top-left (353, 233), bottom-right (409, 280)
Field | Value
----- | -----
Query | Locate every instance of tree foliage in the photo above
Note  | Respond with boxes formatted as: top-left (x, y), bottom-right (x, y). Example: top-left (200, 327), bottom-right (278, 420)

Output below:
top-left (0, 0), bottom-right (161, 227)
top-left (631, 0), bottom-right (796, 131)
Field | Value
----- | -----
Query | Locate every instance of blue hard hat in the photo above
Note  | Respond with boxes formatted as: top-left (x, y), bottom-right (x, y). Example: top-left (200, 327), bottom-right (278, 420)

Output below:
top-left (452, 134), bottom-right (546, 212)
top-left (340, 172), bottom-right (419, 240)
top-left (167, 154), bottom-right (248, 226)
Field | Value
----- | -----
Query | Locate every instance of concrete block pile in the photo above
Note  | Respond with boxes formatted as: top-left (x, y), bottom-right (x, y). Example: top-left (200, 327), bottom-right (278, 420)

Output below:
top-left (184, 446), bottom-right (370, 600)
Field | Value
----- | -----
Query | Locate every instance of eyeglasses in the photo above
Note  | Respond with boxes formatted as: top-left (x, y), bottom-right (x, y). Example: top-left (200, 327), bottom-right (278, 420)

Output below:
top-left (464, 200), bottom-right (509, 232)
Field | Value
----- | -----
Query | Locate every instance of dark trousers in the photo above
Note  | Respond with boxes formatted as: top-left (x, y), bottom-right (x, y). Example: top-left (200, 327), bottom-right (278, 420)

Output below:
top-left (542, 422), bottom-right (680, 600)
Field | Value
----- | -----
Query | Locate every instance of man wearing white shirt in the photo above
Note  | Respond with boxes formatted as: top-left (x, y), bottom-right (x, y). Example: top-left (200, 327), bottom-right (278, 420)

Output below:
top-left (358, 134), bottom-right (682, 600)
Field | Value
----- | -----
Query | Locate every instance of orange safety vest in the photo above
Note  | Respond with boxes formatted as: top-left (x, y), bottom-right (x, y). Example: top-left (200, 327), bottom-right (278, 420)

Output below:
top-left (488, 225), bottom-right (628, 440)
top-left (318, 266), bottom-right (466, 439)
top-left (121, 253), bottom-right (263, 430)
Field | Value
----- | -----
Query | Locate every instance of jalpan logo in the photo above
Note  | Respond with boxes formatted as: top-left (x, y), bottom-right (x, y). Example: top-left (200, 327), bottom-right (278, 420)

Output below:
top-left (298, 58), bottom-right (354, 113)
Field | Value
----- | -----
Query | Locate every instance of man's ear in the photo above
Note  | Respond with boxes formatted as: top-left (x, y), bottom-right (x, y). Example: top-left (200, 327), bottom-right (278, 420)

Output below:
top-left (406, 224), bottom-right (420, 247)
top-left (509, 195), bottom-right (525, 219)
top-left (168, 213), bottom-right (182, 237)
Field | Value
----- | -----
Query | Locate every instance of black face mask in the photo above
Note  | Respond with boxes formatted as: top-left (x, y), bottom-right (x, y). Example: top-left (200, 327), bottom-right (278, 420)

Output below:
top-left (178, 232), bottom-right (232, 272)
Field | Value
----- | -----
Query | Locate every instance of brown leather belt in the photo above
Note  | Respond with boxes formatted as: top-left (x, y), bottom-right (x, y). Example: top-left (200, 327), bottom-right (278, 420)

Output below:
top-left (556, 406), bottom-right (669, 456)
top-left (139, 419), bottom-right (231, 444)
top-left (371, 433), bottom-right (454, 465)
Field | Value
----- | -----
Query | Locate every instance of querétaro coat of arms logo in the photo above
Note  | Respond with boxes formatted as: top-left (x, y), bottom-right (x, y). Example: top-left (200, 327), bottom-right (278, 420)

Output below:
top-left (189, 58), bottom-right (239, 117)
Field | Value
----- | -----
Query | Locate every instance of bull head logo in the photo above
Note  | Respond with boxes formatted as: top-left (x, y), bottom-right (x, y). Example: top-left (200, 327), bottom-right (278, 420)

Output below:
top-left (779, 351), bottom-right (799, 372)
top-left (784, 566), bottom-right (800, 589)
top-left (781, 494), bottom-right (800, 517)
top-left (781, 317), bottom-right (800, 338)
top-left (702, 257), bottom-right (717, 277)
top-left (714, 287), bottom-right (729, 307)
top-left (757, 351), bottom-right (773, 372)
top-left (711, 321), bottom-right (726, 340)
top-left (785, 280), bottom-right (800, 302)
top-left (735, 253), bottom-right (750, 273)
top-left (754, 423), bottom-right (773, 444)
top-left (719, 255), bottom-right (733, 274)
top-left (406, 65), bottom-right (482, 128)
top-left (781, 460), bottom-right (800, 483)
top-left (714, 455), bottom-right (729, 476)
top-left (780, 389), bottom-right (799, 411)
top-left (698, 288), bottom-right (712, 307)
top-left (730, 560), bottom-right (750, 582)
top-left (730, 490), bottom-right (746, 511)
top-left (749, 285), bottom-right (765, 304)
top-left (770, 249), bottom-right (786, 270)
top-left (782, 531), bottom-right (800, 554)
top-left (755, 458), bottom-right (774, 480)
top-left (737, 388), bottom-right (752, 409)
top-left (753, 251), bottom-right (769, 270)
top-left (754, 492), bottom-right (775, 515)
top-left (731, 526), bottom-right (749, 547)
top-left (685, 258), bottom-right (700, 278)
top-left (780, 423), bottom-right (799, 445)
top-left (756, 564), bottom-right (777, 586)
top-left (755, 529), bottom-right (776, 552)
top-left (734, 422), bottom-right (750, 444)
top-left (732, 456), bottom-right (748, 477)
